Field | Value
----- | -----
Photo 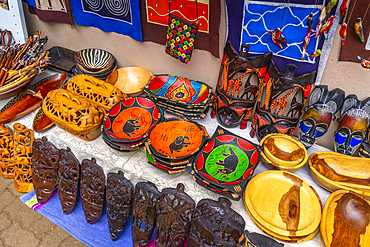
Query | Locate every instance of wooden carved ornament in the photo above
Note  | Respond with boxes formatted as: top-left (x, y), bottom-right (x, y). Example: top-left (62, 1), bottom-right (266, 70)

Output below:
top-left (31, 136), bottom-right (59, 204)
top-left (0, 124), bottom-right (14, 178)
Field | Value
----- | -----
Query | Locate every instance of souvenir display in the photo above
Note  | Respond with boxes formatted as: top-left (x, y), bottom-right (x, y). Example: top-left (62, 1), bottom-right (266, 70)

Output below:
top-left (102, 96), bottom-right (163, 152)
top-left (186, 126), bottom-right (261, 200)
top-left (317, 16), bottom-right (336, 40)
top-left (155, 183), bottom-right (195, 247)
top-left (268, 28), bottom-right (287, 49)
top-left (13, 123), bottom-right (34, 193)
top-left (238, 230), bottom-right (284, 247)
top-left (189, 197), bottom-right (245, 247)
top-left (243, 170), bottom-right (322, 243)
top-left (80, 158), bottom-right (105, 224)
top-left (73, 48), bottom-right (116, 80)
top-left (42, 89), bottom-right (106, 141)
top-left (298, 86), bottom-right (345, 149)
top-left (131, 182), bottom-right (161, 247)
top-left (47, 46), bottom-right (77, 73)
top-left (106, 171), bottom-right (134, 241)
top-left (335, 95), bottom-right (370, 156)
top-left (211, 41), bottom-right (272, 129)
top-left (144, 74), bottom-right (213, 119)
top-left (0, 124), bottom-right (14, 178)
top-left (0, 73), bottom-right (67, 124)
top-left (66, 74), bottom-right (127, 110)
top-left (31, 137), bottom-right (59, 204)
top-left (106, 66), bottom-right (153, 97)
top-left (309, 151), bottom-right (370, 197)
top-left (259, 133), bottom-right (307, 172)
top-left (321, 190), bottom-right (370, 247)
top-left (58, 147), bottom-right (80, 214)
top-left (251, 60), bottom-right (316, 141)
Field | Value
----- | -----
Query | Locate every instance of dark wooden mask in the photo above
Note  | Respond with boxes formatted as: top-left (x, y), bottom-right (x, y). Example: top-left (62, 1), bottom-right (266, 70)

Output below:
top-left (80, 158), bottom-right (105, 224)
top-left (58, 147), bottom-right (80, 214)
top-left (131, 182), bottom-right (161, 247)
top-left (251, 60), bottom-right (316, 141)
top-left (31, 136), bottom-right (59, 204)
top-left (106, 170), bottom-right (134, 241)
top-left (211, 40), bottom-right (272, 129)
top-left (189, 197), bottom-right (245, 247)
top-left (155, 183), bottom-right (195, 247)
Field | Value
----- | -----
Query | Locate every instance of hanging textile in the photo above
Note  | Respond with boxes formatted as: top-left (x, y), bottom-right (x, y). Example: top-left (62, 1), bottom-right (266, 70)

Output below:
top-left (23, 0), bottom-right (73, 24)
top-left (226, 0), bottom-right (337, 75)
top-left (140, 0), bottom-right (221, 58)
top-left (70, 0), bottom-right (143, 42)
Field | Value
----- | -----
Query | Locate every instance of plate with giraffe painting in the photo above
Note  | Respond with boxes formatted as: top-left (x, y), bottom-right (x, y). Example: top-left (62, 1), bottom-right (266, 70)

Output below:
top-left (147, 117), bottom-right (208, 160)
top-left (190, 126), bottom-right (262, 196)
top-left (103, 97), bottom-right (161, 142)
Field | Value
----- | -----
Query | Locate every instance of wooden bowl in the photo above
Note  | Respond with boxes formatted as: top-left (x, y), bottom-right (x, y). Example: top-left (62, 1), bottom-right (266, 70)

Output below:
top-left (75, 48), bottom-right (115, 72)
top-left (321, 190), bottom-right (370, 247)
top-left (243, 170), bottom-right (322, 239)
top-left (259, 133), bottom-right (308, 172)
top-left (106, 66), bottom-right (153, 96)
top-left (308, 151), bottom-right (370, 197)
top-left (0, 76), bottom-right (35, 100)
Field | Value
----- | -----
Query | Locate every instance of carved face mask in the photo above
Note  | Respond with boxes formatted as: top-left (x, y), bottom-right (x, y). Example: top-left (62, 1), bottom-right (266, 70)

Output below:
top-left (211, 40), bottom-right (272, 129)
top-left (31, 136), bottom-right (59, 204)
top-left (299, 86), bottom-right (345, 149)
top-left (251, 60), bottom-right (316, 141)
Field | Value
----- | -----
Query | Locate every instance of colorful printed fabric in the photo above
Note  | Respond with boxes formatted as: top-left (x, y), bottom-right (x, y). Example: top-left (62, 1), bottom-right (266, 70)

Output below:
top-left (70, 0), bottom-right (143, 42)
top-left (226, 0), bottom-right (337, 75)
top-left (140, 0), bottom-right (221, 58)
top-left (23, 0), bottom-right (73, 24)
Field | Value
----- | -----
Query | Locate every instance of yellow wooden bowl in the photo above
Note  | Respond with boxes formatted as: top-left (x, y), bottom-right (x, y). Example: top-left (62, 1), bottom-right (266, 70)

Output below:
top-left (309, 151), bottom-right (370, 198)
top-left (321, 190), bottom-right (370, 247)
top-left (243, 170), bottom-right (322, 239)
top-left (259, 133), bottom-right (308, 172)
top-left (106, 66), bottom-right (153, 96)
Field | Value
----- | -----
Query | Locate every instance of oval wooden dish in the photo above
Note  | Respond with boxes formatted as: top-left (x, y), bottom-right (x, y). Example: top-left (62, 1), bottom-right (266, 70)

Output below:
top-left (321, 190), bottom-right (370, 247)
top-left (309, 151), bottom-right (370, 197)
top-left (259, 133), bottom-right (308, 172)
top-left (243, 170), bottom-right (322, 242)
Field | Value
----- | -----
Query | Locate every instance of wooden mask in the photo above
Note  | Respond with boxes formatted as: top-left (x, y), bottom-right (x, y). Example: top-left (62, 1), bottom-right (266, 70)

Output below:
top-left (189, 197), bottom-right (245, 247)
top-left (106, 170), bottom-right (134, 241)
top-left (251, 60), bottom-right (316, 141)
top-left (131, 182), bottom-right (161, 247)
top-left (155, 183), bottom-right (195, 247)
top-left (211, 40), bottom-right (272, 129)
top-left (31, 136), bottom-right (59, 204)
top-left (58, 147), bottom-right (80, 214)
top-left (13, 123), bottom-right (34, 193)
top-left (0, 124), bottom-right (14, 178)
top-left (80, 158), bottom-right (105, 224)
top-left (299, 86), bottom-right (345, 149)
top-left (335, 95), bottom-right (370, 156)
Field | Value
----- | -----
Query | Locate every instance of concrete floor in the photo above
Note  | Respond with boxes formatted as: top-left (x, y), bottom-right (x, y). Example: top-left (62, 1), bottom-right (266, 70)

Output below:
top-left (0, 176), bottom-right (86, 247)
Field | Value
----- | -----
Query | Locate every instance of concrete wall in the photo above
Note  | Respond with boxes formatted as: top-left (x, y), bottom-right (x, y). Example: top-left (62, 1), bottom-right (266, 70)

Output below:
top-left (22, 1), bottom-right (369, 151)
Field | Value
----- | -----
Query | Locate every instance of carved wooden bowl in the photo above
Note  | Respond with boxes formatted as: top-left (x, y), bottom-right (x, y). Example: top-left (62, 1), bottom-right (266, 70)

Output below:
top-left (106, 66), bottom-right (153, 96)
top-left (308, 151), bottom-right (370, 197)
top-left (0, 76), bottom-right (35, 100)
top-left (321, 190), bottom-right (370, 247)
top-left (243, 170), bottom-right (322, 242)
top-left (259, 133), bottom-right (308, 172)
top-left (75, 48), bottom-right (115, 72)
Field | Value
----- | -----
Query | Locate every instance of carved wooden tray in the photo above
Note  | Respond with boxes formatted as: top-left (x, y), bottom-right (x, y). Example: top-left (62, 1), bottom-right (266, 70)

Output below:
top-left (308, 151), bottom-right (370, 197)
top-left (147, 118), bottom-right (208, 160)
top-left (243, 170), bottom-right (322, 239)
top-left (103, 97), bottom-right (161, 142)
top-left (259, 133), bottom-right (308, 172)
top-left (321, 190), bottom-right (370, 247)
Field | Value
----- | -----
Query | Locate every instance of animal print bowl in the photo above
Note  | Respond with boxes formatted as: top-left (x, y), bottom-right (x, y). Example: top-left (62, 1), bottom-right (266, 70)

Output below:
top-left (75, 48), bottom-right (115, 72)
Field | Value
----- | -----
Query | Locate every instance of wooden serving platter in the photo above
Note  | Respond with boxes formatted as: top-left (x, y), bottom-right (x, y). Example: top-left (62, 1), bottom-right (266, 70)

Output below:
top-left (243, 170), bottom-right (322, 238)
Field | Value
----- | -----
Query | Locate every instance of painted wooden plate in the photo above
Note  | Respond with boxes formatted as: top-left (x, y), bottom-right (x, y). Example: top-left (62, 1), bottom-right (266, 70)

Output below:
top-left (243, 170), bottom-right (322, 238)
top-left (144, 74), bottom-right (213, 108)
top-left (104, 97), bottom-right (161, 142)
top-left (309, 151), bottom-right (370, 197)
top-left (148, 118), bottom-right (208, 160)
top-left (144, 146), bottom-right (186, 175)
top-left (102, 136), bottom-right (140, 152)
top-left (321, 190), bottom-right (370, 247)
top-left (191, 126), bottom-right (261, 195)
top-left (259, 133), bottom-right (308, 172)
